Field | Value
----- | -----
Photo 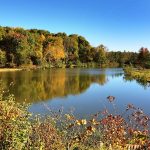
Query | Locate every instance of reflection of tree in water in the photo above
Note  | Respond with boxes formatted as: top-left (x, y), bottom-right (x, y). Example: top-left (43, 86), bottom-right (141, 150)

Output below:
top-left (123, 75), bottom-right (150, 89)
top-left (0, 69), bottom-right (108, 103)
top-left (111, 73), bottom-right (124, 78)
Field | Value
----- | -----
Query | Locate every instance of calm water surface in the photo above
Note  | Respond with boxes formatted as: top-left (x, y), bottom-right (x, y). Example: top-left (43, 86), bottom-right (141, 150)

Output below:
top-left (0, 68), bottom-right (150, 118)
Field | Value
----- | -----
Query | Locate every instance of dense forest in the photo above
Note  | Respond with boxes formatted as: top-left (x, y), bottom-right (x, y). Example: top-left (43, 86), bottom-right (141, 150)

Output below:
top-left (0, 26), bottom-right (150, 68)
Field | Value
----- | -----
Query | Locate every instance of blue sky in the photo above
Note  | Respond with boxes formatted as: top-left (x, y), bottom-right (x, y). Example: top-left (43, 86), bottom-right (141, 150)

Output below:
top-left (0, 0), bottom-right (150, 51)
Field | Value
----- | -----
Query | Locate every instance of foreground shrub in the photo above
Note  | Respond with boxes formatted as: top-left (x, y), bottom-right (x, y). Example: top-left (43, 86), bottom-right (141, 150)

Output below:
top-left (28, 116), bottom-right (63, 150)
top-left (0, 84), bottom-right (63, 150)
top-left (0, 86), bottom-right (31, 149)
top-left (43, 96), bottom-right (150, 150)
top-left (0, 83), bottom-right (150, 149)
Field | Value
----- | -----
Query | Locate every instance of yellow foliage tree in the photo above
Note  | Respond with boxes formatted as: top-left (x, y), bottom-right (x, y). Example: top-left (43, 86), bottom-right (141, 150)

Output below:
top-left (44, 36), bottom-right (65, 62)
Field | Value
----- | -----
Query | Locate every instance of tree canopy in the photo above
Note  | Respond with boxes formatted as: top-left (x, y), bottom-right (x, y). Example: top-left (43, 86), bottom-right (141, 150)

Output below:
top-left (0, 26), bottom-right (148, 68)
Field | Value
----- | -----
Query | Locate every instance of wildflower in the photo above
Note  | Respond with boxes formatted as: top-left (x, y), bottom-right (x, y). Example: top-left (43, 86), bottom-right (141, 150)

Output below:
top-left (101, 109), bottom-right (108, 115)
top-left (86, 130), bottom-right (93, 135)
top-left (75, 119), bottom-right (87, 125)
top-left (75, 120), bottom-right (81, 125)
top-left (81, 119), bottom-right (87, 125)
top-left (87, 126), bottom-right (96, 132)
top-left (65, 114), bottom-right (74, 120)
top-left (90, 118), bottom-right (98, 125)
top-left (107, 96), bottom-right (115, 102)
top-left (68, 123), bottom-right (74, 128)
top-left (126, 104), bottom-right (135, 110)
top-left (135, 109), bottom-right (143, 116)
top-left (99, 141), bottom-right (104, 148)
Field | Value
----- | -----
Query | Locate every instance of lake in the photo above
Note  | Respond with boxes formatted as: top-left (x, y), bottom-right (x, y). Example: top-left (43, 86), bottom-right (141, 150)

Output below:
top-left (0, 68), bottom-right (150, 118)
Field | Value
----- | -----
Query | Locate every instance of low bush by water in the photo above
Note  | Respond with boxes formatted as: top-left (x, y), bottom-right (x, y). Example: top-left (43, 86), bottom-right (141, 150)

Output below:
top-left (124, 67), bottom-right (150, 83)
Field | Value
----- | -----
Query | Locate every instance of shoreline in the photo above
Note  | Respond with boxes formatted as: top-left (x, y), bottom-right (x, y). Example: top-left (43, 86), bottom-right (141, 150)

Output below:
top-left (0, 65), bottom-right (121, 72)
top-left (0, 68), bottom-right (22, 72)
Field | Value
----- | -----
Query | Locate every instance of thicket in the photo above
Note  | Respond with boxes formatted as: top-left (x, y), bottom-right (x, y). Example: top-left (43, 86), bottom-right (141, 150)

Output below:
top-left (0, 84), bottom-right (150, 150)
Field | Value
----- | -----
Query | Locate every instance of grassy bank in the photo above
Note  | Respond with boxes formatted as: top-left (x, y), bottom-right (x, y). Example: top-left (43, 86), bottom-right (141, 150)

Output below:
top-left (124, 67), bottom-right (150, 82)
top-left (0, 85), bottom-right (150, 150)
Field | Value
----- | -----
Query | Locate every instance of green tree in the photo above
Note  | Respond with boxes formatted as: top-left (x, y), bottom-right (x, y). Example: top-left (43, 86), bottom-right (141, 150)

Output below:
top-left (0, 49), bottom-right (6, 67)
top-left (28, 32), bottom-right (44, 65)
top-left (138, 47), bottom-right (150, 68)
top-left (78, 36), bottom-right (91, 63)
top-left (64, 35), bottom-right (79, 64)
top-left (94, 45), bottom-right (107, 66)
top-left (0, 26), bottom-right (5, 41)
top-left (15, 34), bottom-right (31, 65)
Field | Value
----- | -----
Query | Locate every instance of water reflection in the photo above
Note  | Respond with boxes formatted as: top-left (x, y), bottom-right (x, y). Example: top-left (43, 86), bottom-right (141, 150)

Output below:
top-left (124, 75), bottom-right (150, 89)
top-left (1, 68), bottom-right (150, 117)
top-left (0, 68), bottom-right (123, 103)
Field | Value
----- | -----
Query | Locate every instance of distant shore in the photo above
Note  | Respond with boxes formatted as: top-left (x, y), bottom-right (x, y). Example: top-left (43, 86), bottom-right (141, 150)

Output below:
top-left (0, 68), bottom-right (22, 72)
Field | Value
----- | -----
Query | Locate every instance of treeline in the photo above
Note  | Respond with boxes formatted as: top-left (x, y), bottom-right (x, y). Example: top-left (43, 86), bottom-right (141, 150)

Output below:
top-left (0, 26), bottom-right (148, 68)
